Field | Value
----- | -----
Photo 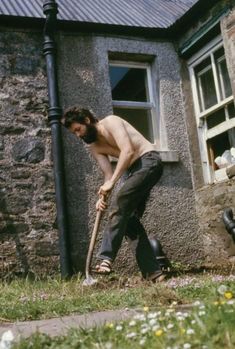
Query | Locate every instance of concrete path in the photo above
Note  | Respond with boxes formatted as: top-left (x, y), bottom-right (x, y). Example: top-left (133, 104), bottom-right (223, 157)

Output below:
top-left (0, 309), bottom-right (138, 339)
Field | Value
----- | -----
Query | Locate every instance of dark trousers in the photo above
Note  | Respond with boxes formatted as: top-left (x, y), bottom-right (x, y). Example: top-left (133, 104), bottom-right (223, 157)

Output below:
top-left (98, 151), bottom-right (163, 278)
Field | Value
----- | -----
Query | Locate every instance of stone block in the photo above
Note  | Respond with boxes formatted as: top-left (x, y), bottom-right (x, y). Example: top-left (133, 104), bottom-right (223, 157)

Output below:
top-left (12, 138), bottom-right (45, 163)
top-left (34, 241), bottom-right (59, 257)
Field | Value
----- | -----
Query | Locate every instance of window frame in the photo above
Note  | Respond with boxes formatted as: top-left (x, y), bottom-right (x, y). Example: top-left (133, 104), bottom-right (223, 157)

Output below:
top-left (109, 60), bottom-right (159, 144)
top-left (188, 35), bottom-right (234, 183)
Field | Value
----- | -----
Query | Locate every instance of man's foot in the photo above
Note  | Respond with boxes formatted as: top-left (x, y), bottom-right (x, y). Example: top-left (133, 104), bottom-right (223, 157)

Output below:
top-left (95, 259), bottom-right (112, 275)
top-left (146, 270), bottom-right (166, 283)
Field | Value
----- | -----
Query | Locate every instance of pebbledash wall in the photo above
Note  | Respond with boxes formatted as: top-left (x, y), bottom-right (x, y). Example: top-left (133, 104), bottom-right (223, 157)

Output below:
top-left (0, 3), bottom-right (235, 277)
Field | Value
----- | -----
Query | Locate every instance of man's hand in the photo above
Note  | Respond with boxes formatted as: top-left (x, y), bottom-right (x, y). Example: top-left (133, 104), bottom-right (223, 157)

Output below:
top-left (96, 196), bottom-right (107, 211)
top-left (98, 179), bottom-right (115, 196)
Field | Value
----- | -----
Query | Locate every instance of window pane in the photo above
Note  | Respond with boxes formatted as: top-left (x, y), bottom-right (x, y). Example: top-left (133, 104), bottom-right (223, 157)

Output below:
top-left (206, 108), bottom-right (225, 129)
top-left (228, 102), bottom-right (235, 119)
top-left (215, 47), bottom-right (232, 99)
top-left (109, 66), bottom-right (148, 102)
top-left (113, 107), bottom-right (153, 142)
top-left (195, 57), bottom-right (217, 111)
top-left (207, 130), bottom-right (231, 168)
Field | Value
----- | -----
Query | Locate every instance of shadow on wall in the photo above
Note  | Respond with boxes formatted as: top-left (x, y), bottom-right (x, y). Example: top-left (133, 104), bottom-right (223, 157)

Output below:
top-left (0, 194), bottom-right (29, 277)
top-left (62, 128), bottom-right (94, 273)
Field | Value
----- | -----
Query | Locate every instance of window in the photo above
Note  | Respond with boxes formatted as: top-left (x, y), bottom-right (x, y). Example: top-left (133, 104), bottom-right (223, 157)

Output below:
top-left (188, 36), bottom-right (235, 183)
top-left (109, 61), bottom-right (158, 143)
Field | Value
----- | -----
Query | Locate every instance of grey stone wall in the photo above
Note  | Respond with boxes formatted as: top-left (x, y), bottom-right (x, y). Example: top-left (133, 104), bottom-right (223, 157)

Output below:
top-left (0, 28), bottom-right (59, 277)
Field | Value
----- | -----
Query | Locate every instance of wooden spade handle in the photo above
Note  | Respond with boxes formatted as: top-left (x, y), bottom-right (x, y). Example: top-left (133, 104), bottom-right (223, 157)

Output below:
top-left (85, 197), bottom-right (105, 278)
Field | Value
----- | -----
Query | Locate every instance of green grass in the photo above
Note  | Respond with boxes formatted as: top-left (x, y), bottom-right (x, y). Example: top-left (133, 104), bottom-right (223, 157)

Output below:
top-left (12, 298), bottom-right (235, 348)
top-left (0, 272), bottom-right (235, 322)
top-left (1, 272), bottom-right (235, 348)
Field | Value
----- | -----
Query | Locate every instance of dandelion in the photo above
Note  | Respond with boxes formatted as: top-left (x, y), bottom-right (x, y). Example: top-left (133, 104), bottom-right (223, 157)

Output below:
top-left (155, 329), bottom-right (163, 337)
top-left (0, 330), bottom-right (14, 349)
top-left (126, 332), bottom-right (137, 339)
top-left (115, 325), bottom-right (123, 331)
top-left (217, 284), bottom-right (228, 295)
top-left (224, 291), bottom-right (233, 300)
top-left (129, 320), bottom-right (136, 326)
top-left (186, 328), bottom-right (195, 335)
top-left (106, 322), bottom-right (114, 329)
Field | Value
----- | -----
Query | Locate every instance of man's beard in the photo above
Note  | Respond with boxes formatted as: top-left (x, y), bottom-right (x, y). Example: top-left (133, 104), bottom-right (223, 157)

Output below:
top-left (81, 124), bottom-right (98, 144)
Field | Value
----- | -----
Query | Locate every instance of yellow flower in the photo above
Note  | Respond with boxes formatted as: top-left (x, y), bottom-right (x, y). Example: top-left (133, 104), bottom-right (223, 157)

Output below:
top-left (180, 328), bottom-right (186, 335)
top-left (143, 306), bottom-right (149, 312)
top-left (224, 291), bottom-right (233, 300)
top-left (213, 301), bottom-right (219, 306)
top-left (106, 323), bottom-right (114, 329)
top-left (155, 329), bottom-right (163, 337)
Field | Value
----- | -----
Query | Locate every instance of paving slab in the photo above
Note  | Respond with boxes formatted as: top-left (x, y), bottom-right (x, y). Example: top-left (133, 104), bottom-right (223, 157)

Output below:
top-left (0, 309), bottom-right (138, 339)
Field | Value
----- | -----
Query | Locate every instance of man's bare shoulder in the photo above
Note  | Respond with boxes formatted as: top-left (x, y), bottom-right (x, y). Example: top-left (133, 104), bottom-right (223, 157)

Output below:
top-left (100, 114), bottom-right (123, 126)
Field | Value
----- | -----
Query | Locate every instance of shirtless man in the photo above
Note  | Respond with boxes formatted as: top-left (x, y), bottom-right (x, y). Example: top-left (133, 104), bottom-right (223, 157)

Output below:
top-left (62, 107), bottom-right (164, 281)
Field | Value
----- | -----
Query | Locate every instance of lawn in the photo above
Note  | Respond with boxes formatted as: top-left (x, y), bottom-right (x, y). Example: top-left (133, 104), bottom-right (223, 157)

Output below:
top-left (0, 271), bottom-right (235, 348)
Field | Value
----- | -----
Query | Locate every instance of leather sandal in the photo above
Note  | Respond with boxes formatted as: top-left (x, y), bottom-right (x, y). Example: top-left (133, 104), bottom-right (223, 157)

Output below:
top-left (95, 259), bottom-right (112, 275)
top-left (146, 270), bottom-right (166, 283)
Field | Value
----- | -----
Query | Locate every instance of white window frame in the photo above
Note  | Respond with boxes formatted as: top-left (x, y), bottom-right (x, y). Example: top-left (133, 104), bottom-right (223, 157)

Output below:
top-left (109, 60), bottom-right (159, 144)
top-left (188, 35), bottom-right (234, 183)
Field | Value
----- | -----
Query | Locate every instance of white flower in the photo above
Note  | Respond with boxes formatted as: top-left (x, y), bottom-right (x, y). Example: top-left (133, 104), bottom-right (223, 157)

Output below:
top-left (186, 328), bottom-right (195, 335)
top-left (198, 311), bottom-right (206, 316)
top-left (152, 325), bottom-right (160, 331)
top-left (193, 301), bottom-right (201, 306)
top-left (133, 314), bottom-right (146, 321)
top-left (183, 344), bottom-right (191, 349)
top-left (104, 342), bottom-right (113, 349)
top-left (191, 320), bottom-right (196, 324)
top-left (167, 323), bottom-right (174, 329)
top-left (176, 316), bottom-right (185, 321)
top-left (126, 332), bottom-right (137, 339)
top-left (0, 331), bottom-right (14, 349)
top-left (149, 319), bottom-right (157, 326)
top-left (139, 338), bottom-right (146, 346)
top-left (217, 285), bottom-right (228, 295)
top-left (227, 300), bottom-right (235, 305)
top-left (129, 320), bottom-right (136, 327)
top-left (147, 312), bottom-right (157, 319)
top-left (115, 325), bottom-right (123, 331)
top-left (141, 328), bottom-right (149, 334)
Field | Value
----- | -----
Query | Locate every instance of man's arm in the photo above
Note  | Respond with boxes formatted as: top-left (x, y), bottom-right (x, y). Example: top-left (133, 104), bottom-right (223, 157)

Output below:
top-left (90, 147), bottom-right (113, 181)
top-left (99, 116), bottom-right (134, 195)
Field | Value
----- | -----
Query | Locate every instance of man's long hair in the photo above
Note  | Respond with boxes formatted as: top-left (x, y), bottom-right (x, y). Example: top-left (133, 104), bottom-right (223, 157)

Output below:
top-left (62, 107), bottom-right (98, 128)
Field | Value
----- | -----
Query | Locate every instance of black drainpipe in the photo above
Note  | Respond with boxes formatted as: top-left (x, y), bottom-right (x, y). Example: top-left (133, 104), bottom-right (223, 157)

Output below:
top-left (43, 0), bottom-right (72, 278)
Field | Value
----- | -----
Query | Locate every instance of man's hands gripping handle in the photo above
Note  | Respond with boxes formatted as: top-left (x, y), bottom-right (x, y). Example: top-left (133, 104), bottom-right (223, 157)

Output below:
top-left (96, 179), bottom-right (114, 211)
